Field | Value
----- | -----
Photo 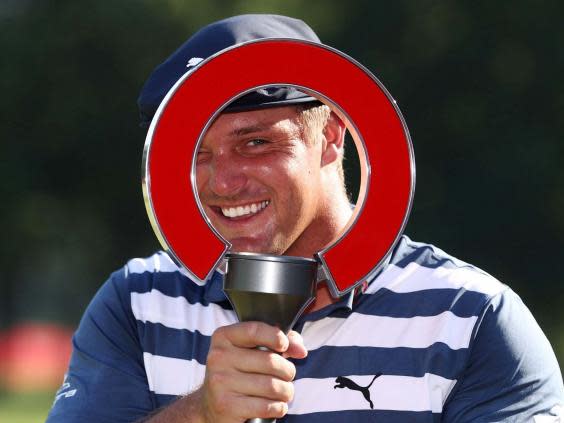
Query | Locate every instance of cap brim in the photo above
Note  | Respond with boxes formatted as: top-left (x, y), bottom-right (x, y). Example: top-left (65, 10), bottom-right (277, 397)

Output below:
top-left (223, 96), bottom-right (322, 113)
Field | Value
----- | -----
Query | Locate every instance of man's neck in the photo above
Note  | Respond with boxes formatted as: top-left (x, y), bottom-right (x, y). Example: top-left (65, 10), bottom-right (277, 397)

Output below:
top-left (285, 190), bottom-right (353, 259)
top-left (290, 189), bottom-right (353, 311)
top-left (307, 282), bottom-right (337, 312)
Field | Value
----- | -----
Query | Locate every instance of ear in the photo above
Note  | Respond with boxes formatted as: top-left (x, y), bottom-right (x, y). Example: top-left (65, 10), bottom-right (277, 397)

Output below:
top-left (321, 111), bottom-right (346, 167)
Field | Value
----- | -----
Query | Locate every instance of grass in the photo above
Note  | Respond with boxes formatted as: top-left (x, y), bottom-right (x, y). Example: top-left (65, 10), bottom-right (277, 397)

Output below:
top-left (0, 390), bottom-right (55, 423)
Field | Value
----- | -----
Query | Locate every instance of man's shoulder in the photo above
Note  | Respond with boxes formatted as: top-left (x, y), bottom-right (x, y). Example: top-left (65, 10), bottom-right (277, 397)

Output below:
top-left (104, 251), bottom-right (218, 304)
top-left (123, 250), bottom-right (192, 279)
top-left (374, 235), bottom-right (507, 299)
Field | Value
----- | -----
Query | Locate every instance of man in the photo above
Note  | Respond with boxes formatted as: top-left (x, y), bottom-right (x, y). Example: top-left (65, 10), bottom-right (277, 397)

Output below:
top-left (47, 14), bottom-right (563, 423)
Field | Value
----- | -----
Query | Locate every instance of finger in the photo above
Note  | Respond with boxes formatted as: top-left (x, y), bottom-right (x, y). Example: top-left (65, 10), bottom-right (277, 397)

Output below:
top-left (233, 395), bottom-right (289, 420)
top-left (214, 322), bottom-right (289, 352)
top-left (204, 388), bottom-right (289, 421)
top-left (282, 330), bottom-right (308, 359)
top-left (253, 399), bottom-right (289, 420)
top-left (235, 348), bottom-right (297, 381)
top-left (207, 345), bottom-right (297, 381)
top-left (208, 371), bottom-right (294, 403)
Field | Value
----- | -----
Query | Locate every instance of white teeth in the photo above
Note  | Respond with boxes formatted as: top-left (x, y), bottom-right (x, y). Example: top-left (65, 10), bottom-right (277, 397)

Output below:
top-left (221, 201), bottom-right (269, 218)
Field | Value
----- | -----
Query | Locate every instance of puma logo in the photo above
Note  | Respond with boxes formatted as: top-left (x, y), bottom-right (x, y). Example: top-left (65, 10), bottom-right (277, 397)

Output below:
top-left (334, 373), bottom-right (383, 409)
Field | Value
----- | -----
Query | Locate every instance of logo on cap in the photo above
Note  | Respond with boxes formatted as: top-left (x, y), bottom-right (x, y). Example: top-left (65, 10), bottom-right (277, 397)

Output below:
top-left (186, 57), bottom-right (204, 68)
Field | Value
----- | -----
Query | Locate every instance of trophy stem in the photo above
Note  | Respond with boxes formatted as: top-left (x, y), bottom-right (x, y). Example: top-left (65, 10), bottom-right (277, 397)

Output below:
top-left (223, 253), bottom-right (318, 423)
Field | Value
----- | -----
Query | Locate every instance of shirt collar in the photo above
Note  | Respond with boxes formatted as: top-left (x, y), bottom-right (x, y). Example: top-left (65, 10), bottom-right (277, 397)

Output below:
top-left (204, 270), bottom-right (230, 304)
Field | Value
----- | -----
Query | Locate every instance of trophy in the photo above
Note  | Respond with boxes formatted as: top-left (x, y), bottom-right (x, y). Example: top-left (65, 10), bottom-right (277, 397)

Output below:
top-left (223, 253), bottom-right (318, 334)
top-left (142, 39), bottom-right (414, 423)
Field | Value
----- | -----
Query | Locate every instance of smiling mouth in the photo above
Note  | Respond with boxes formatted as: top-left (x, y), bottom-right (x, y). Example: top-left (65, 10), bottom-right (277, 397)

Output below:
top-left (218, 200), bottom-right (270, 219)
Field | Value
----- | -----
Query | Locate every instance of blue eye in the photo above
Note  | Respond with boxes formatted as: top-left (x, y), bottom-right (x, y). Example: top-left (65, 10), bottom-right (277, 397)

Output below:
top-left (247, 138), bottom-right (267, 147)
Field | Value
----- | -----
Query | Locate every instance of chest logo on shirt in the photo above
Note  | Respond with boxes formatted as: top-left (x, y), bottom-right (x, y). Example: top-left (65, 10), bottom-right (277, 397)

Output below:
top-left (334, 373), bottom-right (383, 409)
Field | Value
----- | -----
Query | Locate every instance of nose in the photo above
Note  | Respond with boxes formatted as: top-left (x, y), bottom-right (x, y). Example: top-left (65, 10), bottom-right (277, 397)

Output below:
top-left (207, 153), bottom-right (248, 197)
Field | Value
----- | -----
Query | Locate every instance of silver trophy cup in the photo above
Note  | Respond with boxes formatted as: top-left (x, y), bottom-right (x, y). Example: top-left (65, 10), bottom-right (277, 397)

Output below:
top-left (224, 252), bottom-right (318, 423)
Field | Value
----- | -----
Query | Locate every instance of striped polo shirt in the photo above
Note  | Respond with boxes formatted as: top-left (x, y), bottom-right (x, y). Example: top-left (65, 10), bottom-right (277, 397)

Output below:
top-left (46, 236), bottom-right (564, 422)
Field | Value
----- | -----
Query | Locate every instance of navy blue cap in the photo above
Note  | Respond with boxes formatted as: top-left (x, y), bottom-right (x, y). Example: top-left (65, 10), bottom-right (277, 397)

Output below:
top-left (138, 14), bottom-right (322, 128)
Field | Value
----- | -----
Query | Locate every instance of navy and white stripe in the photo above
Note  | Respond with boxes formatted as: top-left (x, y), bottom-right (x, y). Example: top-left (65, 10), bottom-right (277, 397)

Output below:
top-left (48, 236), bottom-right (563, 423)
top-left (124, 237), bottom-right (506, 418)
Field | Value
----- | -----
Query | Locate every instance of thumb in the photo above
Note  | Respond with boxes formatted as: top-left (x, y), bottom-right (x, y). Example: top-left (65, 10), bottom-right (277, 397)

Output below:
top-left (282, 330), bottom-right (307, 359)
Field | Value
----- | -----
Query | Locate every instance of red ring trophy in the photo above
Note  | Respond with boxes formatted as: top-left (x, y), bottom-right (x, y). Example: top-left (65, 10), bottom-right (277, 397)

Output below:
top-left (142, 39), bottom-right (415, 423)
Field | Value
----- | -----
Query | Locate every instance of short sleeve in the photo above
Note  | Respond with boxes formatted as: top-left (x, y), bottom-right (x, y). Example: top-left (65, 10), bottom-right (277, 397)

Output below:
top-left (46, 269), bottom-right (154, 423)
top-left (442, 288), bottom-right (564, 422)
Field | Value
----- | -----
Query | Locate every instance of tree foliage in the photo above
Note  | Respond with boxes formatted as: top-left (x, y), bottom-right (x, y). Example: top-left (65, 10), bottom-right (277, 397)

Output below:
top-left (1, 0), bottom-right (562, 365)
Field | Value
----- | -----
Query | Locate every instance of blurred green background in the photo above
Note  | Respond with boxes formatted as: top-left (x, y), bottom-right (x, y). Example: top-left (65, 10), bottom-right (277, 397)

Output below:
top-left (1, 0), bottom-right (563, 421)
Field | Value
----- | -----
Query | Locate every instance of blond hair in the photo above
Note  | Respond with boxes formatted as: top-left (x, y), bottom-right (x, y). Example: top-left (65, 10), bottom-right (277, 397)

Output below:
top-left (296, 103), bottom-right (347, 190)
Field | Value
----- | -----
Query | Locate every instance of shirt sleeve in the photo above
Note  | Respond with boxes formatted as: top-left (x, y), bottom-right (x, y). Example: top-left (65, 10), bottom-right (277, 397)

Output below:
top-left (46, 268), bottom-right (155, 423)
top-left (442, 288), bottom-right (564, 422)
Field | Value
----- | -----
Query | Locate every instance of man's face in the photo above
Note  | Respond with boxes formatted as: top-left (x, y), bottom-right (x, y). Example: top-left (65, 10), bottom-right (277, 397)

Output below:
top-left (196, 106), bottom-right (324, 256)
